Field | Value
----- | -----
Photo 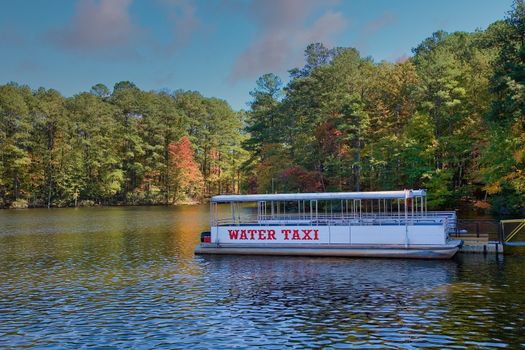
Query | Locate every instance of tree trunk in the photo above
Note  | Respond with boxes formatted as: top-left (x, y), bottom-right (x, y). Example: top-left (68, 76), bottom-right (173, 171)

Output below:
top-left (355, 133), bottom-right (361, 192)
top-left (203, 142), bottom-right (208, 196)
top-left (218, 151), bottom-right (221, 194)
top-left (164, 138), bottom-right (170, 205)
top-left (47, 123), bottom-right (54, 208)
top-left (237, 169), bottom-right (241, 194)
top-left (13, 171), bottom-right (18, 201)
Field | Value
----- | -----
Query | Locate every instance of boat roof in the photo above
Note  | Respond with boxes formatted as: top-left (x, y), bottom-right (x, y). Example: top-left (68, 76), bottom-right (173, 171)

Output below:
top-left (211, 190), bottom-right (426, 203)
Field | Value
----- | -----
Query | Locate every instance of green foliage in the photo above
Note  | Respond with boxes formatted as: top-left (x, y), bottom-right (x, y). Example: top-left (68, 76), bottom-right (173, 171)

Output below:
top-left (0, 84), bottom-right (32, 201)
top-left (242, 3), bottom-right (523, 214)
top-left (90, 84), bottom-right (110, 99)
top-left (479, 0), bottom-right (525, 215)
top-left (2, 0), bottom-right (525, 215)
top-left (489, 188), bottom-right (525, 217)
top-left (421, 168), bottom-right (454, 208)
top-left (399, 113), bottom-right (436, 187)
top-left (0, 82), bottom-right (242, 207)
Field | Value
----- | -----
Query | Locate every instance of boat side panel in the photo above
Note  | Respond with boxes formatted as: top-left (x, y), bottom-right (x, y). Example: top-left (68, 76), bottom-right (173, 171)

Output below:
top-left (213, 226), bottom-right (329, 244)
top-left (407, 225), bottom-right (446, 245)
top-left (330, 226), bottom-right (351, 244)
top-left (211, 225), bottom-right (446, 246)
top-left (351, 226), bottom-right (406, 245)
top-left (211, 226), bottom-right (218, 240)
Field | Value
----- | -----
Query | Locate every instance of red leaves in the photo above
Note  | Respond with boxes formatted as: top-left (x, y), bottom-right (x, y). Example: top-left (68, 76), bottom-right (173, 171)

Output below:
top-left (279, 166), bottom-right (323, 192)
top-left (168, 136), bottom-right (203, 196)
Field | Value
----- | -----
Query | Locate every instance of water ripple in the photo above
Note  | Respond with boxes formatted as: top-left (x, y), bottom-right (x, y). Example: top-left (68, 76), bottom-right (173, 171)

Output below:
top-left (0, 206), bottom-right (524, 349)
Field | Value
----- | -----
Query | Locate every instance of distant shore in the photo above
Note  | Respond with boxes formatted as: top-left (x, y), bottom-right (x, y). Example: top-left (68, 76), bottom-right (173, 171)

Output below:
top-left (1, 198), bottom-right (205, 209)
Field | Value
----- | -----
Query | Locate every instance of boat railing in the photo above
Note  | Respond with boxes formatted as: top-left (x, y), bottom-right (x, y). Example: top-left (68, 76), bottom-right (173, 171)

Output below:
top-left (215, 212), bottom-right (453, 228)
top-left (425, 211), bottom-right (456, 233)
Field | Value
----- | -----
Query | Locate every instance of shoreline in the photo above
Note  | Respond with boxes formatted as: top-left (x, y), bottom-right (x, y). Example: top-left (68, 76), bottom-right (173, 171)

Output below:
top-left (0, 199), bottom-right (206, 210)
top-left (0, 199), bottom-right (493, 218)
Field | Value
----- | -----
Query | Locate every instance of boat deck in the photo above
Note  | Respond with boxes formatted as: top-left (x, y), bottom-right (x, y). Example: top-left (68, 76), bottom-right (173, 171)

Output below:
top-left (195, 240), bottom-right (462, 259)
top-left (201, 190), bottom-right (461, 259)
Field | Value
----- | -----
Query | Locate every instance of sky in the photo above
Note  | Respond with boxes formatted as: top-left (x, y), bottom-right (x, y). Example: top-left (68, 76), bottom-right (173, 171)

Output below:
top-left (0, 0), bottom-right (515, 111)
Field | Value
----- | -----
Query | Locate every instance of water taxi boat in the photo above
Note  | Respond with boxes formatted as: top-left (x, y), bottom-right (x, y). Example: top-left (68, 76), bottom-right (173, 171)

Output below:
top-left (195, 190), bottom-right (462, 259)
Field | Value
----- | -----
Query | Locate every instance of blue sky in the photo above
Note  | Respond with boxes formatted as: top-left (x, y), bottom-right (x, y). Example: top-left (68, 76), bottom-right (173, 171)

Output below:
top-left (0, 0), bottom-right (514, 110)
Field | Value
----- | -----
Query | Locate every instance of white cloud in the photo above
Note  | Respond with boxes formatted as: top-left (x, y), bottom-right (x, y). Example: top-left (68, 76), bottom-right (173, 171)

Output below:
top-left (229, 0), bottom-right (347, 83)
top-left (48, 0), bottom-right (141, 52)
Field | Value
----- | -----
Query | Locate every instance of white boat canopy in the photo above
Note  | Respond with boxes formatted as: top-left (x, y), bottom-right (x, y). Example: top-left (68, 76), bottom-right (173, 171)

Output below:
top-left (211, 190), bottom-right (426, 203)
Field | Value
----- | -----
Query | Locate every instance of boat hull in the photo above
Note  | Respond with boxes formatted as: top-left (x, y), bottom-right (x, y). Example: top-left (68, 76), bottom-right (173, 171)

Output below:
top-left (195, 240), bottom-right (462, 259)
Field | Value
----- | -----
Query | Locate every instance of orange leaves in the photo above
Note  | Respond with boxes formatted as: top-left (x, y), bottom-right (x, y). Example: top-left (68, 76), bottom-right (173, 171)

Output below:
top-left (168, 136), bottom-right (203, 198)
top-left (315, 121), bottom-right (344, 157)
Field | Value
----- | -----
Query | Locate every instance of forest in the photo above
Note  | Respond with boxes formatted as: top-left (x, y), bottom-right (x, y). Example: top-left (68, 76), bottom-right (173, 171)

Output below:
top-left (0, 84), bottom-right (246, 208)
top-left (1, 1), bottom-right (525, 216)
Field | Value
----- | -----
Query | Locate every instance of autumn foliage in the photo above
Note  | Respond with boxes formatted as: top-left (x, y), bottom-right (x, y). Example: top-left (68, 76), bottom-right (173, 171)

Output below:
top-left (279, 166), bottom-right (324, 193)
top-left (168, 136), bottom-right (203, 201)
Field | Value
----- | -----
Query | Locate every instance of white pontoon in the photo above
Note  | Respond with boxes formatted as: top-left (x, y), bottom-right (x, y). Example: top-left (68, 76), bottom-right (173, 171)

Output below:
top-left (195, 190), bottom-right (462, 259)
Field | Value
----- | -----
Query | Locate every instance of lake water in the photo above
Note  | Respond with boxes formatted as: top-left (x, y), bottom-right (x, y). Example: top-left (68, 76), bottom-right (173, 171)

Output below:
top-left (0, 205), bottom-right (524, 349)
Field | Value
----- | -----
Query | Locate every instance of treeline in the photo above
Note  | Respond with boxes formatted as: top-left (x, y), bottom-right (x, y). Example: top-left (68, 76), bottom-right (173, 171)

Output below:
top-left (0, 82), bottom-right (246, 208)
top-left (243, 1), bottom-right (525, 216)
top-left (2, 1), bottom-right (525, 215)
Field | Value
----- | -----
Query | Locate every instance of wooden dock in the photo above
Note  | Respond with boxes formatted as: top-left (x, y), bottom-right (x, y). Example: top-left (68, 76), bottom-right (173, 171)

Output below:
top-left (453, 232), bottom-right (504, 254)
